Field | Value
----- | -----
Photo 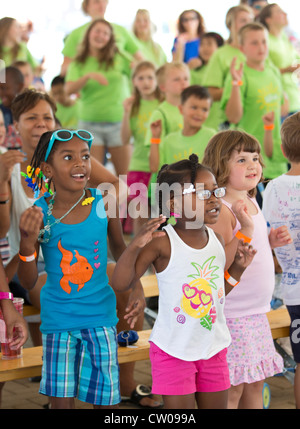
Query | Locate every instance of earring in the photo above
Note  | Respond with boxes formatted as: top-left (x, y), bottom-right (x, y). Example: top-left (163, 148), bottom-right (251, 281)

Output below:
top-left (167, 212), bottom-right (180, 226)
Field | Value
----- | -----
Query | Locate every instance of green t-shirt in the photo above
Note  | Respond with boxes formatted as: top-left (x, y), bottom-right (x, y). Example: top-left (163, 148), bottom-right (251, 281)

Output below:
top-left (190, 64), bottom-right (222, 131)
top-left (268, 32), bottom-right (300, 112)
top-left (135, 39), bottom-right (167, 67)
top-left (221, 63), bottom-right (287, 179)
top-left (55, 101), bottom-right (79, 129)
top-left (144, 100), bottom-right (183, 147)
top-left (1, 43), bottom-right (37, 69)
top-left (159, 126), bottom-right (216, 167)
top-left (202, 44), bottom-right (246, 126)
top-left (66, 54), bottom-right (131, 122)
top-left (62, 22), bottom-right (140, 60)
top-left (129, 98), bottom-right (160, 172)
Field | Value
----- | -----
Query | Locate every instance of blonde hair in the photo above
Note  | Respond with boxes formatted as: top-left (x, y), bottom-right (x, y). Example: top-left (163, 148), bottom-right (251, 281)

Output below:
top-left (156, 62), bottom-right (190, 87)
top-left (130, 61), bottom-right (162, 117)
top-left (238, 21), bottom-right (267, 45)
top-left (281, 112), bottom-right (300, 163)
top-left (81, 0), bottom-right (108, 15)
top-left (225, 5), bottom-right (254, 43)
top-left (202, 130), bottom-right (264, 197)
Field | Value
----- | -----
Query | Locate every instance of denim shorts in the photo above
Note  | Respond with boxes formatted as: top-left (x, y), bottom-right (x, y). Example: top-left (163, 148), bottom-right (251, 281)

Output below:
top-left (40, 327), bottom-right (120, 405)
top-left (79, 121), bottom-right (122, 148)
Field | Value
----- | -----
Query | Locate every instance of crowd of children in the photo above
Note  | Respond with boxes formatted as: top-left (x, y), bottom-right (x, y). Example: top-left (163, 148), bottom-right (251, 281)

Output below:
top-left (0, 0), bottom-right (300, 410)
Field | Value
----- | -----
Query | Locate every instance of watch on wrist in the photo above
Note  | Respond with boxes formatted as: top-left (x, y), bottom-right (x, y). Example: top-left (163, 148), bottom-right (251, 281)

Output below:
top-left (0, 292), bottom-right (14, 301)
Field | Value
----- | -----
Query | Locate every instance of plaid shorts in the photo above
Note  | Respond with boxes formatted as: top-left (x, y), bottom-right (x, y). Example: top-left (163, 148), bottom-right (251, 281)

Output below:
top-left (39, 327), bottom-right (120, 405)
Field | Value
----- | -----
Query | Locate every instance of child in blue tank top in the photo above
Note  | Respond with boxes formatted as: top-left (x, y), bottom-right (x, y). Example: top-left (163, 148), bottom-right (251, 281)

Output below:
top-left (112, 153), bottom-right (257, 409)
top-left (17, 129), bottom-right (145, 409)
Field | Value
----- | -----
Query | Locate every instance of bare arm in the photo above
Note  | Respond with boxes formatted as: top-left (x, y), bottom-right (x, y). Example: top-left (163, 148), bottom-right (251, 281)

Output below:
top-left (225, 58), bottom-right (244, 124)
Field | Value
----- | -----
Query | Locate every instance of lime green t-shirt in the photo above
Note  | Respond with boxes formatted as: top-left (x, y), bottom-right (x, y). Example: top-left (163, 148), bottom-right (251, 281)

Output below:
top-left (159, 126), bottom-right (216, 167)
top-left (62, 22), bottom-right (140, 60)
top-left (129, 98), bottom-right (161, 172)
top-left (135, 39), bottom-right (167, 67)
top-left (144, 100), bottom-right (183, 147)
top-left (202, 44), bottom-right (246, 126)
top-left (66, 54), bottom-right (131, 122)
top-left (268, 32), bottom-right (300, 113)
top-left (221, 63), bottom-right (287, 179)
top-left (190, 64), bottom-right (222, 131)
top-left (1, 43), bottom-right (37, 69)
top-left (55, 102), bottom-right (79, 129)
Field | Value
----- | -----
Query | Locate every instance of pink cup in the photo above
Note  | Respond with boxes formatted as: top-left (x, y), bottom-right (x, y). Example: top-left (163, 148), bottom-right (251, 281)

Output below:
top-left (0, 297), bottom-right (24, 360)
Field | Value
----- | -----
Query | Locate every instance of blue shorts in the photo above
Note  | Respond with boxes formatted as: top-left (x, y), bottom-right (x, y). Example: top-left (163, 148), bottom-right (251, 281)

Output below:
top-left (40, 327), bottom-right (120, 405)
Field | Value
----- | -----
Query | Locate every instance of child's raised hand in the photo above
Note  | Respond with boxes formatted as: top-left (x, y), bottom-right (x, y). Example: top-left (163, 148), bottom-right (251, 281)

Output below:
top-left (19, 206), bottom-right (43, 246)
top-left (88, 72), bottom-right (109, 86)
top-left (230, 57), bottom-right (243, 82)
top-left (150, 120), bottom-right (162, 139)
top-left (123, 95), bottom-right (135, 113)
top-left (269, 225), bottom-right (293, 249)
top-left (231, 200), bottom-right (254, 234)
top-left (234, 240), bottom-right (257, 269)
top-left (262, 111), bottom-right (275, 127)
top-left (131, 216), bottom-right (166, 249)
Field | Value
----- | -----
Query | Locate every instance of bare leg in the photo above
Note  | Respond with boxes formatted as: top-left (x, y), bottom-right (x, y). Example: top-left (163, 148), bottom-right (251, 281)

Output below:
top-left (49, 397), bottom-right (75, 409)
top-left (108, 146), bottom-right (131, 176)
top-left (196, 390), bottom-right (228, 409)
top-left (294, 364), bottom-right (300, 409)
top-left (238, 380), bottom-right (264, 409)
top-left (163, 393), bottom-right (196, 409)
top-left (227, 384), bottom-right (244, 409)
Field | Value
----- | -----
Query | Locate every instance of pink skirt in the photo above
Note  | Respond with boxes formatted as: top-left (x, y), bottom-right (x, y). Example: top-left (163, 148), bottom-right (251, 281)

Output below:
top-left (226, 313), bottom-right (284, 386)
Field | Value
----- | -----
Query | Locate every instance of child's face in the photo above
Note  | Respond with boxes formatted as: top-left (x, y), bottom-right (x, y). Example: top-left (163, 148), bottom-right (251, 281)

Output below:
top-left (15, 99), bottom-right (55, 150)
top-left (0, 75), bottom-right (22, 108)
top-left (46, 137), bottom-right (91, 193)
top-left (51, 84), bottom-right (67, 104)
top-left (177, 169), bottom-right (222, 228)
top-left (17, 64), bottom-right (33, 88)
top-left (86, 0), bottom-right (108, 18)
top-left (0, 111), bottom-right (6, 146)
top-left (269, 5), bottom-right (288, 28)
top-left (133, 68), bottom-right (157, 97)
top-left (134, 13), bottom-right (151, 36)
top-left (227, 149), bottom-right (262, 192)
top-left (161, 68), bottom-right (190, 97)
top-left (241, 29), bottom-right (268, 64)
top-left (234, 11), bottom-right (253, 34)
top-left (199, 37), bottom-right (218, 63)
top-left (180, 95), bottom-right (211, 129)
top-left (88, 21), bottom-right (111, 50)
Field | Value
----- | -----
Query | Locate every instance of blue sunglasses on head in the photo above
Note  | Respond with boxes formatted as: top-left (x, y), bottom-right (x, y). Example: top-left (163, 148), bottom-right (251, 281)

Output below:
top-left (44, 129), bottom-right (94, 161)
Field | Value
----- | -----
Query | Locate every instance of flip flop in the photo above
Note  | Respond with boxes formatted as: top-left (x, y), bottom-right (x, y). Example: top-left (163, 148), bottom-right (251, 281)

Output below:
top-left (121, 384), bottom-right (163, 409)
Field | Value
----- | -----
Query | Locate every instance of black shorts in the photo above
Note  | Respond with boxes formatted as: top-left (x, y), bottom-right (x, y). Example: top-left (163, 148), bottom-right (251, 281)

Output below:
top-left (286, 305), bottom-right (300, 363)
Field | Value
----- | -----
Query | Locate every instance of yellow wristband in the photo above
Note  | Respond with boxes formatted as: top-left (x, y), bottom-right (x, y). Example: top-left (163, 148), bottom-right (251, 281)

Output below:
top-left (232, 80), bottom-right (243, 86)
top-left (264, 124), bottom-right (274, 131)
top-left (235, 230), bottom-right (252, 243)
top-left (19, 250), bottom-right (37, 262)
top-left (150, 138), bottom-right (161, 144)
top-left (224, 270), bottom-right (239, 287)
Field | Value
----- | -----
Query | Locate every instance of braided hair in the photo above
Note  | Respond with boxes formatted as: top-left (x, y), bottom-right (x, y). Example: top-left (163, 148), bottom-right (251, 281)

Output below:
top-left (156, 153), bottom-right (212, 228)
top-left (30, 130), bottom-right (56, 194)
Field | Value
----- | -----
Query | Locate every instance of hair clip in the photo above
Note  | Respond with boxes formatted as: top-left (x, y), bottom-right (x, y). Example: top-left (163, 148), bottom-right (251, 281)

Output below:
top-left (82, 197), bottom-right (95, 206)
top-left (182, 184), bottom-right (195, 195)
top-left (167, 212), bottom-right (180, 226)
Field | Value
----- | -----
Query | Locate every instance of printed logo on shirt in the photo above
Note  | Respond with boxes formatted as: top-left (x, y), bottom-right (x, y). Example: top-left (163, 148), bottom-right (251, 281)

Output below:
top-left (58, 239), bottom-right (94, 294)
top-left (174, 258), bottom-right (223, 331)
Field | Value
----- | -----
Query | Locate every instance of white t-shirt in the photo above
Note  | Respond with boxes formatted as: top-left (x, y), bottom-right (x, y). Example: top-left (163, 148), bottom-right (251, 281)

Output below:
top-left (149, 224), bottom-right (231, 361)
top-left (262, 174), bottom-right (300, 305)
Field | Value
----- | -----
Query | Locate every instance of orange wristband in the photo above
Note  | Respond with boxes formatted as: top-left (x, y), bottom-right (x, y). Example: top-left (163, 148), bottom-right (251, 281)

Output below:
top-left (235, 230), bottom-right (252, 243)
top-left (19, 250), bottom-right (37, 262)
top-left (264, 124), bottom-right (274, 131)
top-left (232, 80), bottom-right (243, 86)
top-left (224, 270), bottom-right (239, 287)
top-left (150, 138), bottom-right (161, 144)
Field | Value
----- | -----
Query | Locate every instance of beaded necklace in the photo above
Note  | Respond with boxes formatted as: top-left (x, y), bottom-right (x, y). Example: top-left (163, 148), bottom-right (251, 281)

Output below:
top-left (38, 189), bottom-right (85, 243)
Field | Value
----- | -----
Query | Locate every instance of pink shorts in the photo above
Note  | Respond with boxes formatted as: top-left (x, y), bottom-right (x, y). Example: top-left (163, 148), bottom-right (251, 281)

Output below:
top-left (127, 171), bottom-right (151, 203)
top-left (149, 342), bottom-right (230, 395)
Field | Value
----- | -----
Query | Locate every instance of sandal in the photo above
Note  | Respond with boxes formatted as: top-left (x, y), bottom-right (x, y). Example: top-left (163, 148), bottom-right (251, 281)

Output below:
top-left (122, 384), bottom-right (163, 409)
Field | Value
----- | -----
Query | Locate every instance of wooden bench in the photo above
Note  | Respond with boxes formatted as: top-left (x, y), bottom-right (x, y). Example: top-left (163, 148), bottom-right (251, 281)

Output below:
top-left (0, 307), bottom-right (291, 383)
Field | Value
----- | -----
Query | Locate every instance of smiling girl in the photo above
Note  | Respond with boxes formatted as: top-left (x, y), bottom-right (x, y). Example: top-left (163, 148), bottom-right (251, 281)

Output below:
top-left (203, 129), bottom-right (292, 409)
